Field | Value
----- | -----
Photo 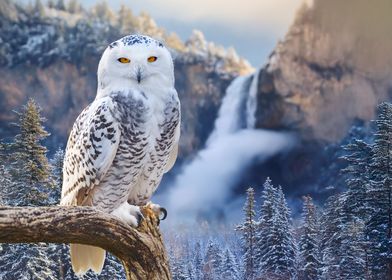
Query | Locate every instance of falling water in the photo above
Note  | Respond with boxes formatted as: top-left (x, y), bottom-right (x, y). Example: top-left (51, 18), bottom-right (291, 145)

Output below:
top-left (165, 69), bottom-right (295, 221)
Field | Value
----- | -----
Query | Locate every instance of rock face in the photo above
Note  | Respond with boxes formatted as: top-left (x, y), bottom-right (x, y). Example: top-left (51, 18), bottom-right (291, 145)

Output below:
top-left (0, 1), bottom-right (252, 160)
top-left (254, 0), bottom-right (392, 142)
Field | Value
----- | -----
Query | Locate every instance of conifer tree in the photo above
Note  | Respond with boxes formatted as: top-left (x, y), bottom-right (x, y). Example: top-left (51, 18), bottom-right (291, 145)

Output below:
top-left (193, 241), bottom-right (204, 280)
top-left (0, 243), bottom-right (56, 280)
top-left (320, 194), bottom-right (345, 280)
top-left (203, 240), bottom-right (222, 280)
top-left (221, 248), bottom-right (240, 280)
top-left (341, 139), bottom-right (372, 220)
top-left (298, 195), bottom-right (320, 280)
top-left (257, 179), bottom-right (297, 279)
top-left (366, 102), bottom-right (392, 279)
top-left (256, 178), bottom-right (276, 271)
top-left (8, 99), bottom-right (51, 206)
top-left (236, 187), bottom-right (257, 279)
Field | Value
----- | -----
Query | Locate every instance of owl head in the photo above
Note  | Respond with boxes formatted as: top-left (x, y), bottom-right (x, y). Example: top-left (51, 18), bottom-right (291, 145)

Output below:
top-left (97, 35), bottom-right (174, 94)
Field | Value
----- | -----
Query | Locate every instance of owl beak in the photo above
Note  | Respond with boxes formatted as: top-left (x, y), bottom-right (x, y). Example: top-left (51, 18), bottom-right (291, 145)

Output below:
top-left (136, 68), bottom-right (142, 83)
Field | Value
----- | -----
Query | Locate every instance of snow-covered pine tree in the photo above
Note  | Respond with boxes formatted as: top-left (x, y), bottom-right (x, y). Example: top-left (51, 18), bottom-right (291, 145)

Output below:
top-left (320, 194), bottom-right (345, 280)
top-left (339, 219), bottom-right (367, 280)
top-left (0, 243), bottom-right (56, 280)
top-left (257, 179), bottom-right (297, 279)
top-left (341, 139), bottom-right (372, 221)
top-left (193, 241), bottom-right (204, 280)
top-left (47, 243), bottom-right (72, 280)
top-left (203, 240), bottom-right (223, 280)
top-left (256, 178), bottom-right (276, 275)
top-left (8, 98), bottom-right (51, 206)
top-left (236, 187), bottom-right (257, 280)
top-left (221, 248), bottom-right (240, 280)
top-left (338, 137), bottom-right (372, 279)
top-left (366, 102), bottom-right (392, 279)
top-left (298, 195), bottom-right (320, 280)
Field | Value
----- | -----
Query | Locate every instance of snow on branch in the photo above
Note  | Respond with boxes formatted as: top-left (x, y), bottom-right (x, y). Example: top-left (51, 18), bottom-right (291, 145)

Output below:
top-left (0, 205), bottom-right (171, 280)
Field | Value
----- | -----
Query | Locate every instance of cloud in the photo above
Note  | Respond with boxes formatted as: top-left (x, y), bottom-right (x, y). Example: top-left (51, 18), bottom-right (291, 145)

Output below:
top-left (117, 0), bottom-right (304, 33)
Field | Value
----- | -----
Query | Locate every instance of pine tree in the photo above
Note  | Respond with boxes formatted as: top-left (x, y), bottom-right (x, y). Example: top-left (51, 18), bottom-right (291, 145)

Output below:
top-left (257, 179), bottom-right (297, 279)
top-left (8, 99), bottom-right (52, 206)
top-left (298, 195), bottom-right (320, 280)
top-left (339, 219), bottom-right (367, 280)
top-left (0, 243), bottom-right (56, 280)
top-left (366, 102), bottom-right (392, 279)
top-left (236, 187), bottom-right (256, 279)
top-left (341, 139), bottom-right (372, 221)
top-left (221, 248), bottom-right (240, 280)
top-left (203, 240), bottom-right (223, 280)
top-left (339, 137), bottom-right (372, 279)
top-left (193, 241), bottom-right (204, 280)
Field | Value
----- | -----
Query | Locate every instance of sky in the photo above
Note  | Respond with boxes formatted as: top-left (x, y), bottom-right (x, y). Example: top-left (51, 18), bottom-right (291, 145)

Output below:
top-left (80, 0), bottom-right (305, 67)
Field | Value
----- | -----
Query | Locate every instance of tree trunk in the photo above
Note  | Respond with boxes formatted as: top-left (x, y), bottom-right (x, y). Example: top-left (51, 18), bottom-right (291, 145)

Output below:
top-left (0, 205), bottom-right (171, 280)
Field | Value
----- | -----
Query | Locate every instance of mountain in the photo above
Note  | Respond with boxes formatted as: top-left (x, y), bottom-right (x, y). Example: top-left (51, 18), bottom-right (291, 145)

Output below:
top-left (0, 0), bottom-right (252, 162)
top-left (253, 0), bottom-right (392, 141)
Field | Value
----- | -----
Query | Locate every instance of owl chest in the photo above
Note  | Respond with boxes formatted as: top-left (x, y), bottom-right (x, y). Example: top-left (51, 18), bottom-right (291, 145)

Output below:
top-left (111, 93), bottom-right (179, 180)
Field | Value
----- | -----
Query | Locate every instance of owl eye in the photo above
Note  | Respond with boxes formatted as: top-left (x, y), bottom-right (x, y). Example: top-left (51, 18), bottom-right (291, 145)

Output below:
top-left (118, 57), bottom-right (130, 63)
top-left (147, 56), bottom-right (158, 63)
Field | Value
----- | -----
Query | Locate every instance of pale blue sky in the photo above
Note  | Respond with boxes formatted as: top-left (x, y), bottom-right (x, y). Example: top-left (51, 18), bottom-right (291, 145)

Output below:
top-left (80, 0), bottom-right (305, 67)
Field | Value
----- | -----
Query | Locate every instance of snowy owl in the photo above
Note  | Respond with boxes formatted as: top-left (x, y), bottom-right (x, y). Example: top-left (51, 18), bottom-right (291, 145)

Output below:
top-left (60, 34), bottom-right (180, 276)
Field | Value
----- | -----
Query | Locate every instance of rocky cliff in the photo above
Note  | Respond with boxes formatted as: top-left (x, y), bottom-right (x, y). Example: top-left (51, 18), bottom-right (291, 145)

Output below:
top-left (0, 1), bottom-right (252, 160)
top-left (253, 0), bottom-right (392, 142)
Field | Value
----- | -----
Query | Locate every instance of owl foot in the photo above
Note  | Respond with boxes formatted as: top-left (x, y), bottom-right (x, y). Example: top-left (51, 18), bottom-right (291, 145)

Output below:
top-left (111, 201), bottom-right (144, 227)
top-left (146, 202), bottom-right (167, 222)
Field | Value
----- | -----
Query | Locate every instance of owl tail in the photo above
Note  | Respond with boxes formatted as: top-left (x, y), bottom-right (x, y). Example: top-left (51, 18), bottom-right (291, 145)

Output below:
top-left (70, 244), bottom-right (106, 276)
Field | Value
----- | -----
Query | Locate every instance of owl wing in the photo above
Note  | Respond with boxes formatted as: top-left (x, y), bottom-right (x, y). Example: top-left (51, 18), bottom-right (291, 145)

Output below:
top-left (60, 97), bottom-right (121, 206)
top-left (164, 122), bottom-right (180, 173)
top-left (164, 90), bottom-right (181, 173)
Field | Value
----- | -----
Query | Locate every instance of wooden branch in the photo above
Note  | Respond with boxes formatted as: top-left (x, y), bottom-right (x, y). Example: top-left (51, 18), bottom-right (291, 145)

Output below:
top-left (0, 205), bottom-right (171, 280)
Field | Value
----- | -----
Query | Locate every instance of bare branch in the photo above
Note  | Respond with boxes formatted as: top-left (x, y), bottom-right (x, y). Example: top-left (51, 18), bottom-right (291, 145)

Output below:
top-left (0, 205), bottom-right (171, 280)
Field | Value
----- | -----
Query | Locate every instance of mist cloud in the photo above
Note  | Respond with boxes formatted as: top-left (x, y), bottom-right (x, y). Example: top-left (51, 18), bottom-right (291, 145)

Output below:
top-left (163, 130), bottom-right (295, 222)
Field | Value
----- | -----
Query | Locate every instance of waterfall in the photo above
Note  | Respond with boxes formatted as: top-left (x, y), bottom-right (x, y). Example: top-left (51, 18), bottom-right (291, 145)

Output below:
top-left (246, 68), bottom-right (261, 128)
top-left (164, 69), bottom-right (294, 221)
top-left (207, 74), bottom-right (252, 143)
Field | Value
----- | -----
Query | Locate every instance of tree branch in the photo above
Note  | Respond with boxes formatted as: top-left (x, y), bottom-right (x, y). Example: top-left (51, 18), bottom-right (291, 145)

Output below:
top-left (0, 205), bottom-right (171, 280)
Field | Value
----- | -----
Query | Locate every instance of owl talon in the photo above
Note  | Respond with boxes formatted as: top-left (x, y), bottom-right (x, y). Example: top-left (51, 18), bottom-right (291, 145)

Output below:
top-left (136, 211), bottom-right (144, 225)
top-left (159, 207), bottom-right (167, 220)
top-left (111, 202), bottom-right (143, 227)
